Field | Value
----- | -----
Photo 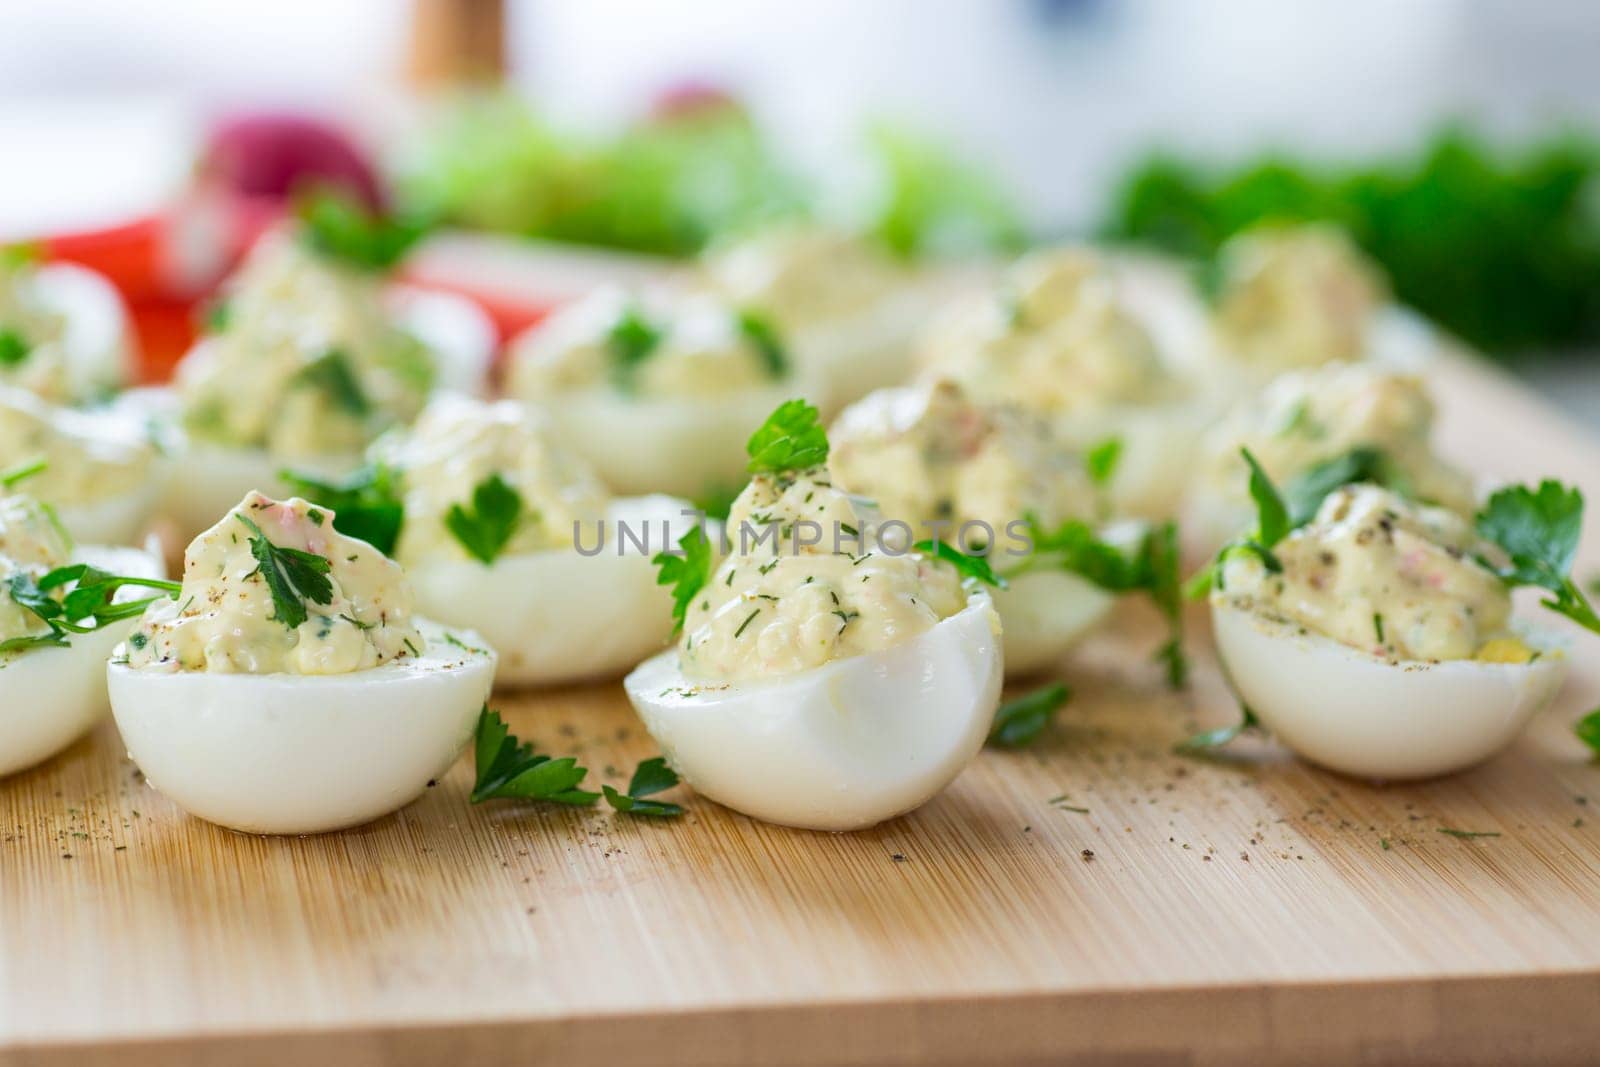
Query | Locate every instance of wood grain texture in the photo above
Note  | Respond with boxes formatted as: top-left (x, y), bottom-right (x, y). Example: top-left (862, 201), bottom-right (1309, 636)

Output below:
top-left (3, 350), bottom-right (1600, 1066)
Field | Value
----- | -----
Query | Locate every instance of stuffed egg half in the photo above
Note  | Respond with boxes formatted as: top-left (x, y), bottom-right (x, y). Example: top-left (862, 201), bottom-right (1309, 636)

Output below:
top-left (1210, 484), bottom-right (1565, 779)
top-left (625, 452), bottom-right (1003, 831)
top-left (108, 492), bottom-right (493, 834)
top-left (370, 393), bottom-right (693, 685)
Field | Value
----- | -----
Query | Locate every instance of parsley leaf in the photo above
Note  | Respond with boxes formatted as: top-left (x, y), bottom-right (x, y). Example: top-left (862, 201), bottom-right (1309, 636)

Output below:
top-left (0, 456), bottom-right (46, 490)
top-left (293, 349), bottom-right (370, 416)
top-left (607, 304), bottom-right (664, 388)
top-left (1085, 437), bottom-right (1123, 488)
top-left (913, 539), bottom-right (1006, 588)
top-left (445, 473), bottom-right (523, 565)
top-left (1281, 446), bottom-right (1398, 526)
top-left (470, 706), bottom-right (600, 805)
top-left (746, 399), bottom-right (829, 475)
top-left (1575, 708), bottom-right (1600, 756)
top-left (1476, 480), bottom-right (1600, 635)
top-left (280, 463), bottom-right (405, 556)
top-left (236, 513), bottom-right (333, 630)
top-left (1243, 447), bottom-right (1289, 549)
top-left (989, 682), bottom-right (1070, 748)
top-left (1175, 706), bottom-right (1262, 756)
top-left (603, 756), bottom-right (684, 817)
top-left (1, 563), bottom-right (180, 652)
top-left (0, 328), bottom-right (30, 368)
top-left (735, 309), bottom-right (788, 379)
top-left (294, 187), bottom-right (425, 271)
top-left (653, 526), bottom-right (713, 634)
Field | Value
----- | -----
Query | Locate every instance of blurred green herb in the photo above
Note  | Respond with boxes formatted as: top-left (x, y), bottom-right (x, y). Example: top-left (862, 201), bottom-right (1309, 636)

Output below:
top-left (603, 757), bottom-right (684, 817)
top-left (989, 682), bottom-right (1070, 748)
top-left (279, 464), bottom-right (405, 556)
top-left (1102, 129), bottom-right (1600, 356)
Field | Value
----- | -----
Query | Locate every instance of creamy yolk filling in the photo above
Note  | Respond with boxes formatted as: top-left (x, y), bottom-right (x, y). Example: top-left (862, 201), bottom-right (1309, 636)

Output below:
top-left (1218, 484), bottom-right (1525, 663)
top-left (128, 493), bottom-right (421, 675)
top-left (679, 469), bottom-right (966, 683)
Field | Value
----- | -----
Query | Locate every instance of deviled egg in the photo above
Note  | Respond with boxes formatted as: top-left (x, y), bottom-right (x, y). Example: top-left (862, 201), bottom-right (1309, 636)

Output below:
top-left (1186, 364), bottom-right (1475, 557)
top-left (108, 492), bottom-right (494, 834)
top-left (0, 384), bottom-right (160, 545)
top-left (0, 490), bottom-right (168, 776)
top-left (0, 244), bottom-right (133, 404)
top-left (624, 401), bottom-right (1003, 831)
top-left (1209, 223), bottom-right (1386, 380)
top-left (828, 379), bottom-right (1123, 675)
top-left (506, 288), bottom-right (830, 499)
top-left (152, 213), bottom-right (490, 538)
top-left (919, 247), bottom-right (1213, 518)
top-left (364, 393), bottom-right (694, 685)
top-left (698, 225), bottom-right (931, 404)
top-left (1209, 482), bottom-right (1565, 779)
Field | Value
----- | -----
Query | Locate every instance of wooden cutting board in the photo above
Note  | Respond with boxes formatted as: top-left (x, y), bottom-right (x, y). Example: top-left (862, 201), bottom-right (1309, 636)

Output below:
top-left (3, 352), bottom-right (1600, 1067)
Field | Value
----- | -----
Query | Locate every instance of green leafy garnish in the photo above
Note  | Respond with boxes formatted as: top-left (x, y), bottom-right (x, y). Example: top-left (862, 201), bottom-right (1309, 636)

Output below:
top-left (236, 513), bottom-right (333, 630)
top-left (1085, 437), bottom-right (1123, 488)
top-left (603, 757), bottom-right (684, 817)
top-left (1, 564), bottom-right (180, 653)
top-left (913, 539), bottom-right (1005, 588)
top-left (653, 526), bottom-right (714, 634)
top-left (1175, 706), bottom-right (1262, 756)
top-left (202, 298), bottom-right (231, 334)
top-left (1573, 709), bottom-right (1600, 756)
top-left (746, 399), bottom-right (829, 475)
top-left (1281, 446), bottom-right (1403, 526)
top-left (1243, 448), bottom-right (1290, 550)
top-left (1437, 828), bottom-right (1500, 840)
top-left (293, 349), bottom-right (370, 417)
top-left (0, 456), bottom-right (46, 490)
top-left (1476, 480), bottom-right (1600, 635)
top-left (606, 304), bottom-right (664, 387)
top-left (294, 187), bottom-right (425, 272)
top-left (279, 464), bottom-right (405, 556)
top-left (470, 707), bottom-right (600, 806)
top-left (735, 309), bottom-right (788, 379)
top-left (0, 328), bottom-right (30, 368)
top-left (445, 473), bottom-right (523, 565)
top-left (989, 682), bottom-right (1070, 748)
top-left (691, 482), bottom-right (741, 523)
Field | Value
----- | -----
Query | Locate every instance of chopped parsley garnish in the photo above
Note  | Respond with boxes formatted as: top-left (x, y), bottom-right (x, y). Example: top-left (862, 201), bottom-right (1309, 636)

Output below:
top-left (294, 186), bottom-right (424, 272)
top-left (293, 349), bottom-right (370, 417)
top-left (1373, 613), bottom-right (1386, 644)
top-left (279, 463), bottom-right (405, 556)
top-left (0, 328), bottom-right (30, 368)
top-left (912, 539), bottom-right (1005, 588)
top-left (735, 309), bottom-right (788, 379)
top-left (445, 473), bottom-right (523, 565)
top-left (1476, 480), bottom-right (1600, 635)
top-left (734, 608), bottom-right (761, 638)
top-left (606, 304), bottom-right (664, 387)
top-left (0, 456), bottom-right (46, 490)
top-left (989, 682), bottom-right (1070, 748)
top-left (653, 525), bottom-right (713, 634)
top-left (236, 513), bottom-right (333, 630)
top-left (1175, 706), bottom-right (1261, 756)
top-left (602, 757), bottom-right (684, 818)
top-left (202, 298), bottom-right (232, 334)
top-left (0, 563), bottom-right (181, 653)
top-left (470, 706), bottom-right (599, 806)
top-left (1436, 828), bottom-right (1500, 840)
top-left (1282, 446), bottom-right (1403, 526)
top-left (746, 399), bottom-right (829, 475)
top-left (1085, 436), bottom-right (1123, 488)
top-left (1575, 708), bottom-right (1600, 756)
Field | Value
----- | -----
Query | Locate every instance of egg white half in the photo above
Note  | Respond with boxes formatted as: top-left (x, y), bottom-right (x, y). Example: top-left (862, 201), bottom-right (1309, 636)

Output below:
top-left (406, 495), bottom-right (695, 686)
top-left (0, 544), bottom-right (165, 777)
top-left (624, 592), bottom-right (1003, 831)
top-left (994, 570), bottom-right (1114, 676)
top-left (31, 261), bottom-right (135, 397)
top-left (390, 285), bottom-right (497, 396)
top-left (524, 379), bottom-right (833, 498)
top-left (1212, 601), bottom-right (1567, 780)
top-left (107, 618), bottom-right (495, 834)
